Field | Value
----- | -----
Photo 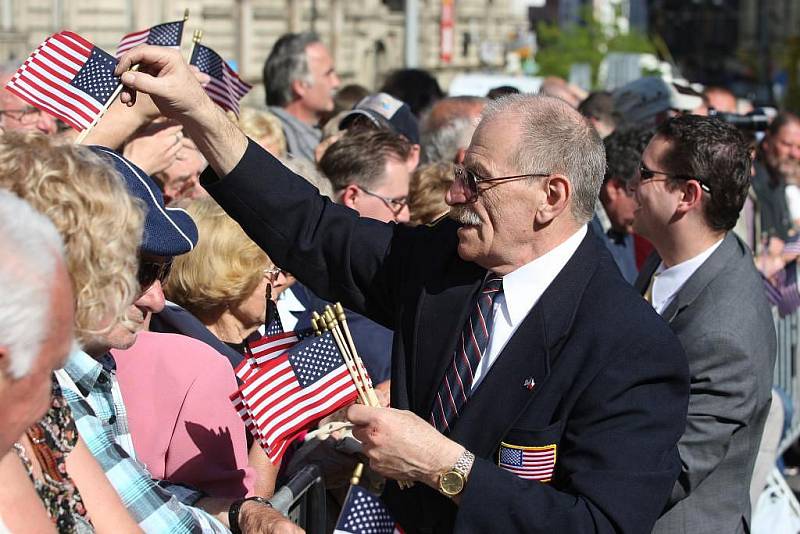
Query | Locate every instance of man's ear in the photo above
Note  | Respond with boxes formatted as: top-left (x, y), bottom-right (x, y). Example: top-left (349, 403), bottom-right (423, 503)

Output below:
top-left (534, 174), bottom-right (571, 225)
top-left (291, 78), bottom-right (309, 100)
top-left (339, 184), bottom-right (360, 210)
top-left (676, 180), bottom-right (705, 216)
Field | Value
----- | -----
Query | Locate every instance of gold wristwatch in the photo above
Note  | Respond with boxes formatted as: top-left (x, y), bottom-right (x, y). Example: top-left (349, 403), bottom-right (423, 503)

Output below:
top-left (438, 450), bottom-right (475, 497)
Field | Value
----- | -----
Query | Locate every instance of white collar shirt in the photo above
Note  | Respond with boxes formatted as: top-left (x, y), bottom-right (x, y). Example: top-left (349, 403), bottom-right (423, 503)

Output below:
top-left (650, 238), bottom-right (723, 316)
top-left (472, 225), bottom-right (588, 392)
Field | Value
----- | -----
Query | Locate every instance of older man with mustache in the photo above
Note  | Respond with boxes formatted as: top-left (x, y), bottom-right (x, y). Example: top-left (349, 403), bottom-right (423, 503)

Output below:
top-left (115, 46), bottom-right (690, 534)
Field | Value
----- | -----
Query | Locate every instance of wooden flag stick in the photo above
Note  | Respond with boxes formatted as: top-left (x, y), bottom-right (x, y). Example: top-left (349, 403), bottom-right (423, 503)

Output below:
top-left (183, 8), bottom-right (190, 21)
top-left (351, 462), bottom-right (364, 486)
top-left (315, 311), bottom-right (368, 405)
top-left (74, 65), bottom-right (139, 145)
top-left (187, 29), bottom-right (203, 63)
top-left (333, 303), bottom-right (380, 406)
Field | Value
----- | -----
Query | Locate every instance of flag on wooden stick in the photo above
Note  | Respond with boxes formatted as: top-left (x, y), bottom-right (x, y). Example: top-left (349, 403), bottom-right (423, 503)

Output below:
top-left (116, 19), bottom-right (185, 59)
top-left (189, 43), bottom-right (251, 117)
top-left (5, 31), bottom-right (120, 131)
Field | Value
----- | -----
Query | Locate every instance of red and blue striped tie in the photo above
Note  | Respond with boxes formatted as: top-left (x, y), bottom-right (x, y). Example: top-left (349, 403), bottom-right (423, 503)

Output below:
top-left (430, 274), bottom-right (504, 433)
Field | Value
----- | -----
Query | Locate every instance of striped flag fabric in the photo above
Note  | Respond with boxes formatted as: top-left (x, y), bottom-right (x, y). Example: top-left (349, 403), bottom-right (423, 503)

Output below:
top-left (116, 19), bottom-right (185, 59)
top-left (498, 442), bottom-right (557, 482)
top-left (5, 31), bottom-right (120, 131)
top-left (189, 43), bottom-right (251, 117)
top-left (334, 485), bottom-right (404, 534)
top-left (238, 331), bottom-right (359, 463)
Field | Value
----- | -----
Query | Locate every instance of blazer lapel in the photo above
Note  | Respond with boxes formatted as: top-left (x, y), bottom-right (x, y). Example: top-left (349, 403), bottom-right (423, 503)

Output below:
top-left (414, 258), bottom-right (485, 416)
top-left (661, 232), bottom-right (740, 323)
top-left (449, 233), bottom-right (601, 458)
top-left (634, 251), bottom-right (661, 295)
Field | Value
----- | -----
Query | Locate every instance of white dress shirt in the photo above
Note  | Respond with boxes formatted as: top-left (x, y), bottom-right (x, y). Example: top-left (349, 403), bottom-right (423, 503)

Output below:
top-left (649, 239), bottom-right (723, 316)
top-left (471, 225), bottom-right (588, 392)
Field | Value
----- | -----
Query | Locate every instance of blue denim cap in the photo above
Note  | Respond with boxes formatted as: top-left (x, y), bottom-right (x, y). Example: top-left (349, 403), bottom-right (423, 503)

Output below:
top-left (89, 145), bottom-right (198, 257)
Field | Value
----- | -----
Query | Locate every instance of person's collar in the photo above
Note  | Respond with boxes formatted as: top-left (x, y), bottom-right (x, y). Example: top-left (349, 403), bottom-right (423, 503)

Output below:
top-left (652, 237), bottom-right (724, 310)
top-left (594, 199), bottom-right (612, 233)
top-left (63, 349), bottom-right (108, 397)
top-left (278, 286), bottom-right (306, 312)
top-left (500, 225), bottom-right (588, 326)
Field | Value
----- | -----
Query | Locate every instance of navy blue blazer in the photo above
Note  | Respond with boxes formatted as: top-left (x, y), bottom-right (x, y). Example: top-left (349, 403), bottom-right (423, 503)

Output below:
top-left (201, 141), bottom-right (690, 534)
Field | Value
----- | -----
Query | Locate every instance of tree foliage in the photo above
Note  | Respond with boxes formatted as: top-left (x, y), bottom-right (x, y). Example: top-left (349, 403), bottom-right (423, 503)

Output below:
top-left (535, 6), bottom-right (656, 86)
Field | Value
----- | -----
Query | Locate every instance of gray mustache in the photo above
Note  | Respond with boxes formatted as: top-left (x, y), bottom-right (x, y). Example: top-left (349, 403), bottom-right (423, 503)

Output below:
top-left (449, 205), bottom-right (481, 225)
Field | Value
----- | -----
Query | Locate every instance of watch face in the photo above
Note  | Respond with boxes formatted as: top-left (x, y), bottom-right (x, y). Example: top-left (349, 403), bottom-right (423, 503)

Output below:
top-left (440, 471), bottom-right (465, 496)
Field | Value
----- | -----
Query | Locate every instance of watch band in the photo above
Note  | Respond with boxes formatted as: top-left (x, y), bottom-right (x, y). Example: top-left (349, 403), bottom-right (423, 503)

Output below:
top-left (453, 449), bottom-right (476, 478)
top-left (228, 496), bottom-right (273, 534)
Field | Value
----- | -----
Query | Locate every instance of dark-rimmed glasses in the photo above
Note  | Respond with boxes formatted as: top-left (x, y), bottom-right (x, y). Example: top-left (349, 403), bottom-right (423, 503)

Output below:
top-left (360, 187), bottom-right (409, 216)
top-left (0, 106), bottom-right (44, 124)
top-left (454, 165), bottom-right (552, 203)
top-left (137, 259), bottom-right (172, 291)
top-left (636, 163), bottom-right (712, 195)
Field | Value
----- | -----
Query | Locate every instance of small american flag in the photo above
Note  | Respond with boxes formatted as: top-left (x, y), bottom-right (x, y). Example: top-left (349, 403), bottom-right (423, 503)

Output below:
top-left (264, 298), bottom-right (284, 337)
top-left (116, 20), bottom-right (185, 59)
top-left (333, 485), bottom-right (404, 534)
top-left (240, 331), bottom-right (358, 462)
top-left (498, 442), bottom-right (556, 482)
top-left (189, 43), bottom-right (251, 117)
top-left (5, 31), bottom-right (120, 131)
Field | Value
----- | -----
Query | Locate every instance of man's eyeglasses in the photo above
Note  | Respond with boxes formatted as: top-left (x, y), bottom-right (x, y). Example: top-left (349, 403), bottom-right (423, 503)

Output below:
top-left (137, 259), bottom-right (172, 290)
top-left (263, 266), bottom-right (288, 283)
top-left (360, 187), bottom-right (409, 215)
top-left (454, 165), bottom-right (552, 204)
top-left (636, 164), bottom-right (712, 195)
top-left (0, 106), bottom-right (44, 124)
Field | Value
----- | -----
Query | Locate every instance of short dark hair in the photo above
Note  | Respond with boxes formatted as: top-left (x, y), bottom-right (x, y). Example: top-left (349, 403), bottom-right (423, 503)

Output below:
top-left (656, 115), bottom-right (751, 232)
top-left (263, 32), bottom-right (320, 108)
top-left (380, 69), bottom-right (444, 117)
top-left (579, 91), bottom-right (615, 124)
top-left (486, 85), bottom-right (520, 100)
top-left (604, 126), bottom-right (654, 183)
top-left (319, 129), bottom-right (412, 191)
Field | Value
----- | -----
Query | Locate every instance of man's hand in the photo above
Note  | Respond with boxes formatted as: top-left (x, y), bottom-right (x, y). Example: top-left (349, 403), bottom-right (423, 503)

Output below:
top-left (238, 501), bottom-right (304, 534)
top-left (114, 45), bottom-right (248, 176)
top-left (123, 124), bottom-right (187, 175)
top-left (347, 404), bottom-right (464, 488)
top-left (116, 46), bottom-right (212, 122)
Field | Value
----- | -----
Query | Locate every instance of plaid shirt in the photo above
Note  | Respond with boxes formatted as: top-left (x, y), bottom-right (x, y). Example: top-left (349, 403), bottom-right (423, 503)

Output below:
top-left (55, 351), bottom-right (229, 533)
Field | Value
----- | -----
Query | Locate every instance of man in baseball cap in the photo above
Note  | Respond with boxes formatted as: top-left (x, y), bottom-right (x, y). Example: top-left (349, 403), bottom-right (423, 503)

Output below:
top-left (339, 92), bottom-right (421, 170)
top-left (613, 77), bottom-right (705, 128)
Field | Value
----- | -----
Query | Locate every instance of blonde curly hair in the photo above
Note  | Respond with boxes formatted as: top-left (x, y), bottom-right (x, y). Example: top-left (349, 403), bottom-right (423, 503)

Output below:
top-left (0, 131), bottom-right (144, 345)
top-left (165, 197), bottom-right (270, 319)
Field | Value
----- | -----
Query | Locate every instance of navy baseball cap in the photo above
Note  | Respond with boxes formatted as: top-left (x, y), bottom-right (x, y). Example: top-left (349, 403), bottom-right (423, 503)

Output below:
top-left (339, 92), bottom-right (420, 145)
top-left (90, 145), bottom-right (198, 257)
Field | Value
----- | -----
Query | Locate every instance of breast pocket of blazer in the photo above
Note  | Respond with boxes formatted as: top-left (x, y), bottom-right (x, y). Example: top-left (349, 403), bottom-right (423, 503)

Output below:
top-left (497, 420), bottom-right (564, 483)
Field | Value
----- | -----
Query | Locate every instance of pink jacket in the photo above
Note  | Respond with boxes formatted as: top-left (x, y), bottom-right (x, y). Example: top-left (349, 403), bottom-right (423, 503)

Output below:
top-left (112, 331), bottom-right (255, 498)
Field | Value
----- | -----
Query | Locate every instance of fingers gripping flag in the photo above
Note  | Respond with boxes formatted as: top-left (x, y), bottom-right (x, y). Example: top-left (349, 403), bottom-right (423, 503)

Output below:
top-left (5, 31), bottom-right (120, 131)
top-left (116, 20), bottom-right (184, 59)
top-left (189, 43), bottom-right (251, 117)
top-left (334, 485), bottom-right (404, 534)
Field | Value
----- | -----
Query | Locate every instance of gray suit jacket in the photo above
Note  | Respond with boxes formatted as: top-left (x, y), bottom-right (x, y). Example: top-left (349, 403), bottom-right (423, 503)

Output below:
top-left (635, 232), bottom-right (776, 534)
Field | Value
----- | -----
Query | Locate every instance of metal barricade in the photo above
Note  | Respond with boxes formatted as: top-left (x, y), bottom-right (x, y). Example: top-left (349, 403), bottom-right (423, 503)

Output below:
top-left (774, 309), bottom-right (800, 454)
top-left (269, 464), bottom-right (327, 534)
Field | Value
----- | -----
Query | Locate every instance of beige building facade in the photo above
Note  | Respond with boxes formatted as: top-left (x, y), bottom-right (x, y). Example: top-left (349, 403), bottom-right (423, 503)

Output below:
top-left (0, 0), bottom-right (528, 104)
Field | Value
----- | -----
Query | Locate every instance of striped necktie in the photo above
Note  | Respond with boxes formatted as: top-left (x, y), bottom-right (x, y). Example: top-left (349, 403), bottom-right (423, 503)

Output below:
top-left (430, 274), bottom-right (504, 434)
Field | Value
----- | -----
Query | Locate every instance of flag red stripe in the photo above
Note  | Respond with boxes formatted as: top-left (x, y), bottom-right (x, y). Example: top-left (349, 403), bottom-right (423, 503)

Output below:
top-left (4, 84), bottom-right (84, 130)
top-left (8, 74), bottom-right (94, 128)
top-left (14, 70), bottom-right (98, 123)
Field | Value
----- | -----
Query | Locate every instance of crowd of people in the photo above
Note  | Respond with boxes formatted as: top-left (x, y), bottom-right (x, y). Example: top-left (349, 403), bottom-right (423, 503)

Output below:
top-left (0, 28), bottom-right (797, 534)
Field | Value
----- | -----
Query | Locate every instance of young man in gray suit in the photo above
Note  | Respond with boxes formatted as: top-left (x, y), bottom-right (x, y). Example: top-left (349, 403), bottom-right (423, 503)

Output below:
top-left (633, 114), bottom-right (777, 533)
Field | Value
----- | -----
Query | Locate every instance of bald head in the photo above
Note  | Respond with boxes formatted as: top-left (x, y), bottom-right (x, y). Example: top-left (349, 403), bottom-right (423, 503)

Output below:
top-left (422, 97), bottom-right (487, 163)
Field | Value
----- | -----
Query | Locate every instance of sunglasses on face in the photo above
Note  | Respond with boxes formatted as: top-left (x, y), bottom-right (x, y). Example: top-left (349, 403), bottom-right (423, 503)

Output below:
top-left (137, 259), bottom-right (172, 291)
top-left (454, 165), bottom-right (552, 203)
top-left (637, 164), bottom-right (712, 195)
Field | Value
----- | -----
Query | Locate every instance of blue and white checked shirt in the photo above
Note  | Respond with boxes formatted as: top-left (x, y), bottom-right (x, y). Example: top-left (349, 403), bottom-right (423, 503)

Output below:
top-left (56, 350), bottom-right (228, 533)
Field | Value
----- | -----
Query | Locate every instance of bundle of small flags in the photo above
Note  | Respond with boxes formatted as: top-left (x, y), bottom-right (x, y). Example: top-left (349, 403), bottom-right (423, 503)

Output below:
top-left (333, 484), bottom-right (405, 534)
top-left (189, 43), bottom-right (251, 117)
top-left (5, 31), bottom-right (120, 131)
top-left (231, 302), bottom-right (377, 463)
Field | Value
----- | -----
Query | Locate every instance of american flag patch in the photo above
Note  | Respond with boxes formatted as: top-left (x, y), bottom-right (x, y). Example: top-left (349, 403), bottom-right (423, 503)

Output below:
top-left (498, 442), bottom-right (556, 482)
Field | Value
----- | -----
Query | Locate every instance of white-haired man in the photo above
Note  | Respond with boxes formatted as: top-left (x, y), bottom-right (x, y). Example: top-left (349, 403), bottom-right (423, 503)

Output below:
top-left (0, 190), bottom-right (73, 454)
top-left (116, 47), bottom-right (690, 533)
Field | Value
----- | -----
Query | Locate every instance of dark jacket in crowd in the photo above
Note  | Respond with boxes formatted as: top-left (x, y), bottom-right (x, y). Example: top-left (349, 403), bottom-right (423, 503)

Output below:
top-left (200, 140), bottom-right (691, 534)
